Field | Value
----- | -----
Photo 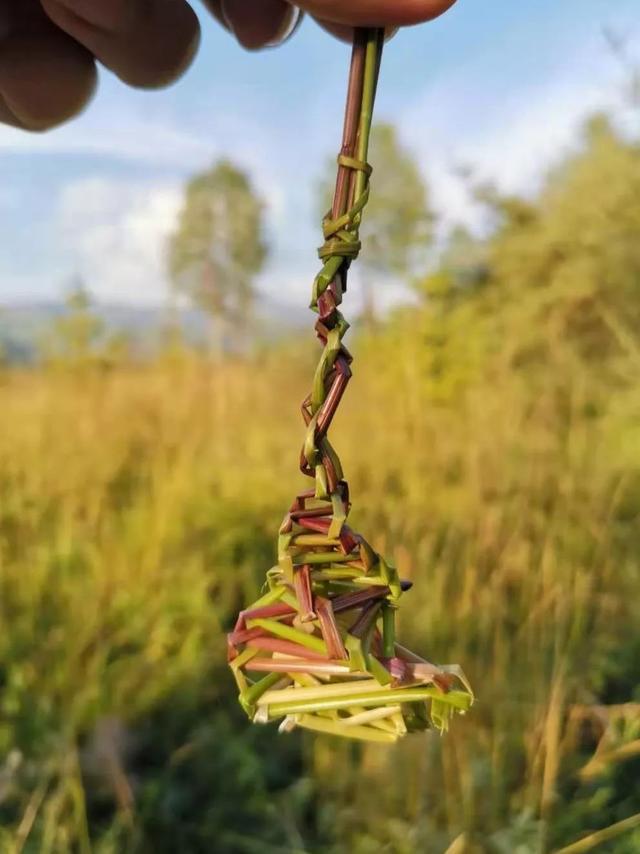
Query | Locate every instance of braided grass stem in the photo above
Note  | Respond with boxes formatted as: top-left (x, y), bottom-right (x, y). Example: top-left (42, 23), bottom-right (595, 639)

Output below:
top-left (228, 29), bottom-right (473, 742)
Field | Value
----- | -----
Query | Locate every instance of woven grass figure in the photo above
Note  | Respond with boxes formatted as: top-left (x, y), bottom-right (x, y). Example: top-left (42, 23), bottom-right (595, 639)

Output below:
top-left (228, 29), bottom-right (473, 743)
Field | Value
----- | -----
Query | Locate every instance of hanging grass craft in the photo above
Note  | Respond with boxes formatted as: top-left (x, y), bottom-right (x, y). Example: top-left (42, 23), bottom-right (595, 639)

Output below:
top-left (228, 28), bottom-right (474, 743)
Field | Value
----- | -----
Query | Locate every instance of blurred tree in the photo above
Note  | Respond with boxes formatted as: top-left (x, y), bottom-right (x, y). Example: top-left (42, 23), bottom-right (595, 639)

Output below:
top-left (479, 113), bottom-right (640, 373)
top-left (319, 122), bottom-right (434, 321)
top-left (0, 309), bottom-right (7, 370)
top-left (103, 329), bottom-right (135, 367)
top-left (168, 159), bottom-right (268, 353)
top-left (157, 306), bottom-right (188, 364)
top-left (602, 26), bottom-right (640, 109)
top-left (41, 280), bottom-right (105, 368)
top-left (420, 225), bottom-right (489, 305)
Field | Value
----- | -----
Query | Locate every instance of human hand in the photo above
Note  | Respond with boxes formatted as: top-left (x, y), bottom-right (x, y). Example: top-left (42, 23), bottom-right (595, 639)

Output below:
top-left (0, 1), bottom-right (457, 131)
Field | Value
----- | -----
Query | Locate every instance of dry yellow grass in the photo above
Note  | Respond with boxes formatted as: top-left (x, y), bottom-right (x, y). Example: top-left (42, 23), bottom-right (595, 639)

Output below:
top-left (0, 332), bottom-right (638, 851)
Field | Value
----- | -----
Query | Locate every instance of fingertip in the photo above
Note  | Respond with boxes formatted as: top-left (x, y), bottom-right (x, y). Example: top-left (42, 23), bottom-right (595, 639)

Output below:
top-left (129, 5), bottom-right (202, 89)
top-left (0, 32), bottom-right (97, 131)
top-left (43, 0), bottom-right (202, 90)
top-left (123, 0), bottom-right (202, 89)
top-left (222, 0), bottom-right (299, 51)
top-left (201, 0), bottom-right (231, 31)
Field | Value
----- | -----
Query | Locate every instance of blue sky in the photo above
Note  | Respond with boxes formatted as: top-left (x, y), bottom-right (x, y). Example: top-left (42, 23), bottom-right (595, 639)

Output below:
top-left (0, 0), bottom-right (638, 309)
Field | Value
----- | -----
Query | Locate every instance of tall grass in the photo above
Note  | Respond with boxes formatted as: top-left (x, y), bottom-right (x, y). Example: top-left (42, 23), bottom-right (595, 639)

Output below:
top-left (0, 317), bottom-right (639, 852)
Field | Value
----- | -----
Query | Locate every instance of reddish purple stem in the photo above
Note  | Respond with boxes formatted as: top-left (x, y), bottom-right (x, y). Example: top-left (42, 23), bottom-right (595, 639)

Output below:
top-left (247, 638), bottom-right (329, 661)
top-left (315, 597), bottom-right (348, 660)
top-left (331, 586), bottom-right (391, 613)
top-left (294, 565), bottom-right (316, 622)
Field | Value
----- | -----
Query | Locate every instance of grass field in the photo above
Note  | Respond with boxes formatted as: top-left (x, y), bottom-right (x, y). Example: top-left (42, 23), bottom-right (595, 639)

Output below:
top-left (1, 301), bottom-right (639, 852)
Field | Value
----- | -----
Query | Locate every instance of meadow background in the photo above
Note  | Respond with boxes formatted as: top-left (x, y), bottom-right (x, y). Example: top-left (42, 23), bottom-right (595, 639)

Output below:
top-left (2, 3), bottom-right (640, 853)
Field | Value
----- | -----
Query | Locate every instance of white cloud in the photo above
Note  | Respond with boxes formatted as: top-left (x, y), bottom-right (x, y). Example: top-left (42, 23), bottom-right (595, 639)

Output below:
top-left (397, 40), bottom-right (635, 233)
top-left (53, 170), bottom-right (291, 308)
top-left (56, 177), bottom-right (182, 304)
top-left (0, 108), bottom-right (211, 170)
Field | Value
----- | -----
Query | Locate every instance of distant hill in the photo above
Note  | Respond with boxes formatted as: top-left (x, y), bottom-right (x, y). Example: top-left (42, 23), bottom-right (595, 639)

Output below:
top-left (0, 298), bottom-right (310, 364)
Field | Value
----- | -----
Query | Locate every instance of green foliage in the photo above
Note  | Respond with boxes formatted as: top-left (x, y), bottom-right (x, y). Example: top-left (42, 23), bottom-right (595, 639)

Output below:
top-left (41, 283), bottom-right (105, 368)
top-left (360, 123), bottom-right (434, 278)
top-left (168, 160), bottom-right (268, 339)
top-left (479, 114), bottom-right (640, 373)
